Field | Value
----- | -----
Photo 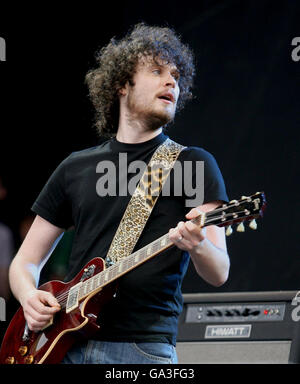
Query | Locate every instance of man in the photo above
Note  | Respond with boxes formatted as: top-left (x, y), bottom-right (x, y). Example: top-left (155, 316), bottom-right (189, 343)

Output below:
top-left (8, 23), bottom-right (230, 364)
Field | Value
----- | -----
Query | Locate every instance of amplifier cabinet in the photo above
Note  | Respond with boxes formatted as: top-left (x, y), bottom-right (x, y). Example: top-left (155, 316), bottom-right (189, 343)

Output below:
top-left (176, 291), bottom-right (300, 364)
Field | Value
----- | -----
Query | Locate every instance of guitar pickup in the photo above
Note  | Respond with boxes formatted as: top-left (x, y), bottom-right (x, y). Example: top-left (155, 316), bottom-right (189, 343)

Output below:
top-left (66, 282), bottom-right (82, 313)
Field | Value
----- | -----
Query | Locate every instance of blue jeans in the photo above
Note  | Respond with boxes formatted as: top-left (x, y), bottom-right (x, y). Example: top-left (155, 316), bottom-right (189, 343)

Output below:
top-left (61, 340), bottom-right (178, 364)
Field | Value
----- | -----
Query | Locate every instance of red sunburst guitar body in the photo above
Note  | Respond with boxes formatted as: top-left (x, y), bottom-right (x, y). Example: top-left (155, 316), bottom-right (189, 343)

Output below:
top-left (0, 257), bottom-right (116, 364)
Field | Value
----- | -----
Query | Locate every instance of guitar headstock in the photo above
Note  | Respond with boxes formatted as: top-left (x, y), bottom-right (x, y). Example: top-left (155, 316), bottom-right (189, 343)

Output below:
top-left (197, 192), bottom-right (266, 235)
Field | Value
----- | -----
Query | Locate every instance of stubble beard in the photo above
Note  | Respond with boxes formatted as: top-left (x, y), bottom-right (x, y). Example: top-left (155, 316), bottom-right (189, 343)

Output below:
top-left (127, 92), bottom-right (175, 131)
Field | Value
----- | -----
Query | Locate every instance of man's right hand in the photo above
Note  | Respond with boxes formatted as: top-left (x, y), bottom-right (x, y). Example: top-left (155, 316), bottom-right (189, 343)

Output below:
top-left (20, 289), bottom-right (61, 332)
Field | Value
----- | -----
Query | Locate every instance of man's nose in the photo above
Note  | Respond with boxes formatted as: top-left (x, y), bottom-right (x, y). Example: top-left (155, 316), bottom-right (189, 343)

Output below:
top-left (164, 72), bottom-right (176, 88)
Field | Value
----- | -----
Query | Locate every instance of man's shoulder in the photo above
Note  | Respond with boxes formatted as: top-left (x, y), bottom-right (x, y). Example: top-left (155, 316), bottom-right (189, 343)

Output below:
top-left (179, 145), bottom-right (215, 162)
top-left (61, 139), bottom-right (113, 165)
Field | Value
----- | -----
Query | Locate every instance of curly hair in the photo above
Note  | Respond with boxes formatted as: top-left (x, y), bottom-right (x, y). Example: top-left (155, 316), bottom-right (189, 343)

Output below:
top-left (85, 23), bottom-right (195, 137)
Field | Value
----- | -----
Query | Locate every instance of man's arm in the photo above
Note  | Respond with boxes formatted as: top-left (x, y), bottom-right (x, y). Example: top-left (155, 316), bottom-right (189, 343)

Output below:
top-left (169, 201), bottom-right (230, 287)
top-left (9, 215), bottom-right (63, 331)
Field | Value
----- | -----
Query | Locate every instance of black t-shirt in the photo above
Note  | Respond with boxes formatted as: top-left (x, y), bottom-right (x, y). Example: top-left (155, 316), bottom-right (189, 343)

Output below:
top-left (32, 132), bottom-right (228, 346)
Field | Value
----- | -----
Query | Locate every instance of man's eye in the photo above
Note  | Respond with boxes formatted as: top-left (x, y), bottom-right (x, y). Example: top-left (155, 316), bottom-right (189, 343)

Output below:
top-left (152, 69), bottom-right (161, 75)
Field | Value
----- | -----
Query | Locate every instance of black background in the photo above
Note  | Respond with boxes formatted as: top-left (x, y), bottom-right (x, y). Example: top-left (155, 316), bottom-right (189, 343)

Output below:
top-left (0, 0), bottom-right (299, 297)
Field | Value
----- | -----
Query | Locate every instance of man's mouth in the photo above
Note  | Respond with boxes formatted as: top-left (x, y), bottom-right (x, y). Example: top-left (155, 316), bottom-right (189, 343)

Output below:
top-left (157, 92), bottom-right (175, 104)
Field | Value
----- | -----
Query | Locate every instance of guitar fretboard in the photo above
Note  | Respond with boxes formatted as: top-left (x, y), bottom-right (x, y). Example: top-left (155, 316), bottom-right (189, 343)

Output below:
top-left (78, 232), bottom-right (173, 300)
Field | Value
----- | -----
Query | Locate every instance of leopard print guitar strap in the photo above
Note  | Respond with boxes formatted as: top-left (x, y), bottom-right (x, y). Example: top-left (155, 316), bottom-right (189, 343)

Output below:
top-left (105, 138), bottom-right (186, 266)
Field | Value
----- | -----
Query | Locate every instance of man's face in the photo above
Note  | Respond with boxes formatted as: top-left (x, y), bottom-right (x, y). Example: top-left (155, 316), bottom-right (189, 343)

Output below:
top-left (120, 56), bottom-right (180, 129)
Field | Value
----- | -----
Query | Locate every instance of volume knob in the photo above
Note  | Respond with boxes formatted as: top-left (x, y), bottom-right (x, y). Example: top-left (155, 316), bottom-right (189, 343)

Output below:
top-left (24, 354), bottom-right (34, 364)
top-left (18, 346), bottom-right (28, 356)
top-left (5, 356), bottom-right (15, 364)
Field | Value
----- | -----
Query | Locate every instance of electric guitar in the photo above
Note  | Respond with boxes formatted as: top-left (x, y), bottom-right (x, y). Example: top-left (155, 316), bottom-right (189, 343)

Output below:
top-left (0, 192), bottom-right (266, 364)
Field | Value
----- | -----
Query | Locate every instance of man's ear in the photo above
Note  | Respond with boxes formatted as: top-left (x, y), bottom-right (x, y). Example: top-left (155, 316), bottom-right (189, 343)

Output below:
top-left (118, 82), bottom-right (129, 97)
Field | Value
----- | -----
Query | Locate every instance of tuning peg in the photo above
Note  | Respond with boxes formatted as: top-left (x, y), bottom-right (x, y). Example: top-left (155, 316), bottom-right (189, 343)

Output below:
top-left (241, 196), bottom-right (248, 200)
top-left (225, 225), bottom-right (233, 236)
top-left (236, 222), bottom-right (245, 232)
top-left (249, 219), bottom-right (257, 230)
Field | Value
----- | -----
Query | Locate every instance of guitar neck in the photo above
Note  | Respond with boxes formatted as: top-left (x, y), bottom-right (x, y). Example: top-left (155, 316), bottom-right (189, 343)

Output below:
top-left (78, 232), bottom-right (174, 300)
top-left (77, 191), bottom-right (266, 301)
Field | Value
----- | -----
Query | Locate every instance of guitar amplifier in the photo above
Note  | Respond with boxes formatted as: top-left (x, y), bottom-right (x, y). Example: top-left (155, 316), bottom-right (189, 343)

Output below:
top-left (176, 291), bottom-right (300, 364)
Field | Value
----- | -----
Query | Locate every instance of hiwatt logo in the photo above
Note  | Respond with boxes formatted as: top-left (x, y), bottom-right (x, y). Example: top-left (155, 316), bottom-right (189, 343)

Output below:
top-left (205, 324), bottom-right (252, 339)
top-left (0, 297), bottom-right (5, 321)
top-left (0, 36), bottom-right (6, 61)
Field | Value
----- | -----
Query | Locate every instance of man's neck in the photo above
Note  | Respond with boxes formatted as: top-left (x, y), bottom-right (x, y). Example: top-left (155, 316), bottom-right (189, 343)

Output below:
top-left (116, 124), bottom-right (162, 144)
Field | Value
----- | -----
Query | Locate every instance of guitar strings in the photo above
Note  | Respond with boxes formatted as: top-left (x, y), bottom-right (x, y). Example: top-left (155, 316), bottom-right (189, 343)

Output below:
top-left (53, 262), bottom-right (121, 304)
top-left (53, 232), bottom-right (173, 304)
top-left (53, 233), bottom-right (173, 303)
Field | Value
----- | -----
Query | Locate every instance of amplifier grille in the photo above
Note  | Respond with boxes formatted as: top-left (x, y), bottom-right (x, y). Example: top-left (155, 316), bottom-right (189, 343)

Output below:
top-left (176, 340), bottom-right (292, 364)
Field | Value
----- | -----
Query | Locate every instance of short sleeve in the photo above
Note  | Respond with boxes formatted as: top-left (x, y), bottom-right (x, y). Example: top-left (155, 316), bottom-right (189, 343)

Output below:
top-left (31, 157), bottom-right (73, 229)
top-left (200, 149), bottom-right (228, 204)
top-left (179, 147), bottom-right (228, 208)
